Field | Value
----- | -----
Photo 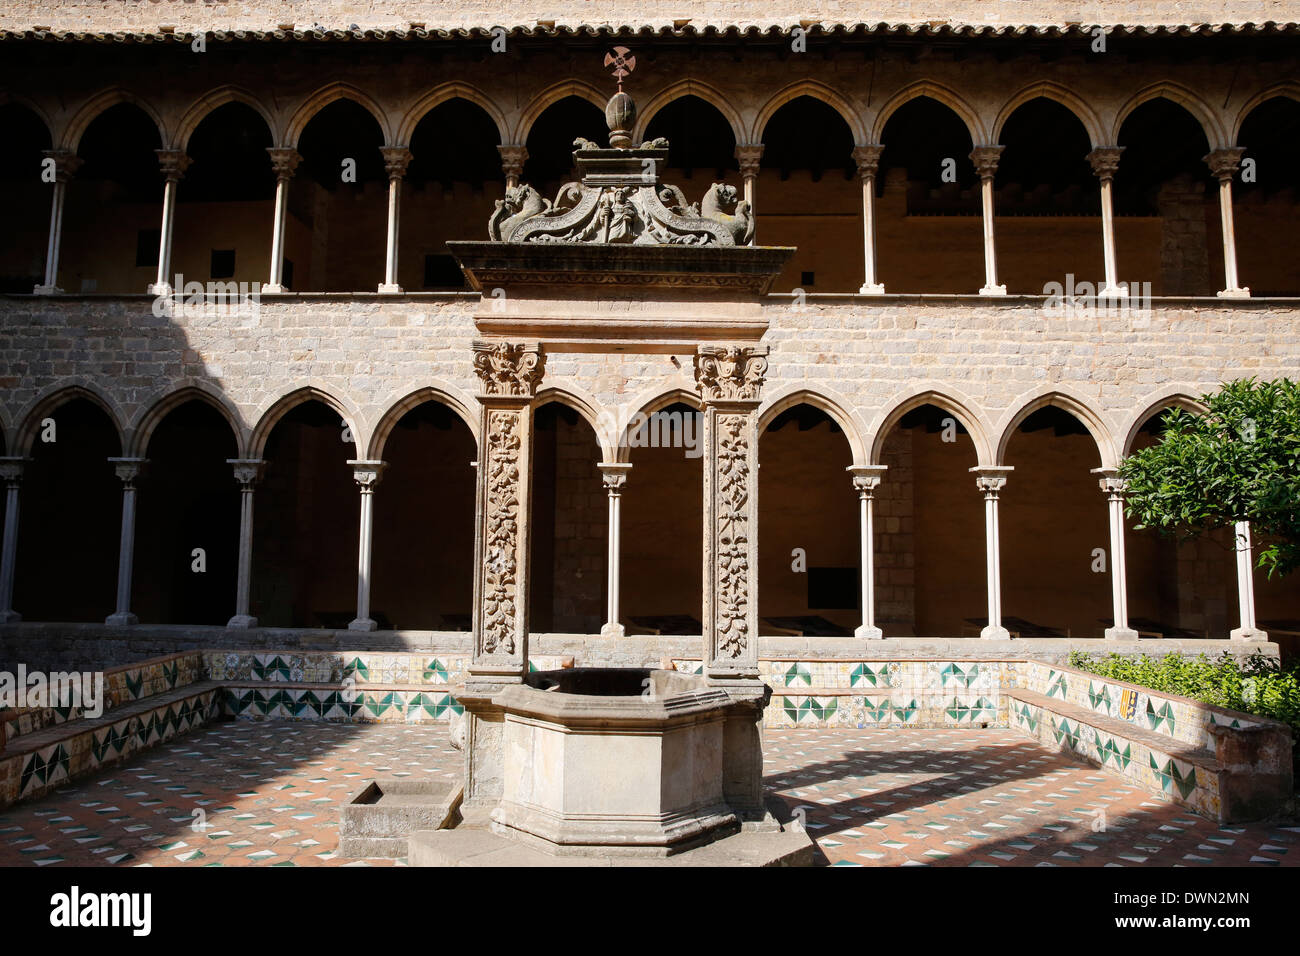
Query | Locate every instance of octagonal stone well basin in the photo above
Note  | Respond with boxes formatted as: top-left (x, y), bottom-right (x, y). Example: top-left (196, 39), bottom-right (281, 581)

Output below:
top-left (490, 667), bottom-right (750, 855)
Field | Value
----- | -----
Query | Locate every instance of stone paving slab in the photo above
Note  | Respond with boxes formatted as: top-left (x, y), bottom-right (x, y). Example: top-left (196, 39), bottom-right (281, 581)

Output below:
top-left (0, 721), bottom-right (1293, 867)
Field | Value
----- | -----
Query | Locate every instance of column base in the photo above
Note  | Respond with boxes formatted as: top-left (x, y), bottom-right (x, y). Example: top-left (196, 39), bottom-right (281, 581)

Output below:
top-left (32, 284), bottom-right (63, 295)
top-left (0, 609), bottom-right (20, 624)
top-left (1098, 284), bottom-right (1128, 300)
top-left (979, 284), bottom-right (1007, 297)
top-left (262, 284), bottom-right (288, 294)
top-left (147, 282), bottom-right (173, 296)
top-left (105, 611), bottom-right (138, 626)
top-left (854, 624), bottom-right (884, 640)
top-left (1104, 626), bottom-right (1141, 641)
top-left (376, 283), bottom-right (404, 294)
top-left (226, 614), bottom-right (259, 630)
top-left (348, 617), bottom-right (379, 632)
top-left (980, 625), bottom-right (1012, 640)
top-left (1217, 287), bottom-right (1251, 298)
top-left (1230, 627), bottom-right (1269, 642)
top-left (858, 282), bottom-right (886, 295)
top-left (599, 622), bottom-right (625, 638)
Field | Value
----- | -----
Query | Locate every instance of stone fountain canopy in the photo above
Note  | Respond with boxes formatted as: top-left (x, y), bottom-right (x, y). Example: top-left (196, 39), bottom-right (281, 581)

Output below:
top-left (448, 96), bottom-right (794, 350)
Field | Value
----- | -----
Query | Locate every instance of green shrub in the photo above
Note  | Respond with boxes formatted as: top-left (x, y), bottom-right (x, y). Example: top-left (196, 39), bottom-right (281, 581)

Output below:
top-left (1067, 650), bottom-right (1300, 763)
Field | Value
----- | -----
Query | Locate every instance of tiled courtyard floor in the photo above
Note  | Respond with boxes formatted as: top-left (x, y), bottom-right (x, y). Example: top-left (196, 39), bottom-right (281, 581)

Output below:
top-left (0, 721), bottom-right (1294, 867)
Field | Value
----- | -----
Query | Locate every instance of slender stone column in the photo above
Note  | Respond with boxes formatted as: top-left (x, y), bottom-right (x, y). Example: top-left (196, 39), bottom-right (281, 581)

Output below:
top-left (147, 149), bottom-right (192, 295)
top-left (598, 462), bottom-right (632, 638)
top-left (498, 145), bottom-right (527, 190)
top-left (970, 466), bottom-right (1014, 639)
top-left (347, 460), bottom-right (387, 631)
top-left (263, 148), bottom-right (301, 293)
top-left (106, 458), bottom-right (147, 626)
top-left (1231, 521), bottom-right (1268, 641)
top-left (847, 465), bottom-right (888, 638)
top-left (1205, 148), bottom-right (1250, 298)
top-left (377, 147), bottom-right (413, 294)
top-left (34, 150), bottom-right (82, 294)
top-left (226, 459), bottom-right (265, 629)
top-left (852, 145), bottom-right (886, 294)
top-left (460, 340), bottom-right (544, 807)
top-left (734, 145), bottom-right (763, 246)
top-left (1094, 469), bottom-right (1139, 640)
top-left (1087, 147), bottom-right (1126, 296)
top-left (0, 458), bottom-right (28, 623)
top-left (970, 146), bottom-right (1007, 296)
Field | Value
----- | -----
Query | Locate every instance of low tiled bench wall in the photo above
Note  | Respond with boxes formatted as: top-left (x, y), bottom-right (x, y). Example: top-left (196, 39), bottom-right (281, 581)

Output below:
top-left (1009, 661), bottom-right (1292, 822)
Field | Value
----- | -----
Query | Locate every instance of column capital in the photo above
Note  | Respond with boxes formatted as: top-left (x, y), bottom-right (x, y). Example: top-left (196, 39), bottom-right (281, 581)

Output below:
top-left (694, 344), bottom-right (769, 405)
top-left (1086, 146), bottom-right (1125, 181)
top-left (970, 465), bottom-right (1012, 495)
top-left (847, 463), bottom-right (887, 494)
top-left (1090, 466), bottom-right (1126, 496)
top-left (497, 144), bottom-right (527, 182)
top-left (734, 143), bottom-right (764, 177)
top-left (969, 144), bottom-right (1004, 180)
top-left (1204, 147), bottom-right (1246, 182)
top-left (380, 146), bottom-right (413, 181)
top-left (266, 147), bottom-right (302, 181)
top-left (227, 458), bottom-right (266, 486)
top-left (42, 149), bottom-right (82, 182)
top-left (598, 462), bottom-right (632, 492)
top-left (156, 148), bottom-right (192, 183)
top-left (108, 457), bottom-right (147, 485)
top-left (347, 459), bottom-right (387, 488)
top-left (0, 457), bottom-right (30, 485)
top-left (472, 340), bottom-right (545, 399)
top-left (851, 144), bottom-right (885, 179)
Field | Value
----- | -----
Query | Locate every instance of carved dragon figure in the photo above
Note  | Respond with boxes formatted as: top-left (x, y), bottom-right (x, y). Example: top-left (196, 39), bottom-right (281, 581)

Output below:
top-left (701, 183), bottom-right (754, 246)
top-left (489, 184), bottom-right (551, 241)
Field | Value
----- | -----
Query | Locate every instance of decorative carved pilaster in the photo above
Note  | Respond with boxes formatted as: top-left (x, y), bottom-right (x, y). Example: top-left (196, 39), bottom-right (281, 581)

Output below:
top-left (1087, 146), bottom-right (1124, 182)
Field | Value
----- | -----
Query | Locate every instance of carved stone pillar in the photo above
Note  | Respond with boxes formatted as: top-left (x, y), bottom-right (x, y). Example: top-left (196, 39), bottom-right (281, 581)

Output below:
top-left (106, 458), bottom-right (147, 626)
top-left (378, 147), bottom-right (412, 294)
top-left (148, 149), bottom-right (192, 295)
top-left (1094, 469), bottom-right (1139, 640)
top-left (34, 150), bottom-right (82, 294)
top-left (848, 465), bottom-right (887, 638)
top-left (1231, 521), bottom-right (1268, 641)
top-left (1087, 147), bottom-right (1125, 296)
top-left (1205, 148), bottom-right (1250, 298)
top-left (970, 466), bottom-right (1014, 639)
top-left (970, 145), bottom-right (1006, 296)
top-left (598, 462), bottom-right (632, 638)
top-left (498, 145), bottom-right (528, 189)
top-left (226, 459), bottom-right (265, 629)
top-left (0, 458), bottom-right (28, 623)
top-left (734, 144), bottom-right (763, 246)
top-left (852, 145), bottom-right (886, 294)
top-left (348, 460), bottom-right (387, 630)
top-left (460, 340), bottom-right (544, 808)
top-left (264, 148), bottom-right (301, 293)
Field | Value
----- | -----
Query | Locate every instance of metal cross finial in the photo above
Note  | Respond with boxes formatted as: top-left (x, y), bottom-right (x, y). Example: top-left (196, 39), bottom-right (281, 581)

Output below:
top-left (604, 46), bottom-right (636, 91)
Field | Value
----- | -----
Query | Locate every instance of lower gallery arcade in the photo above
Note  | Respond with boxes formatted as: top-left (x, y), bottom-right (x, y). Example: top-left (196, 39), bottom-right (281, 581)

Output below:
top-left (0, 341), bottom-right (1293, 646)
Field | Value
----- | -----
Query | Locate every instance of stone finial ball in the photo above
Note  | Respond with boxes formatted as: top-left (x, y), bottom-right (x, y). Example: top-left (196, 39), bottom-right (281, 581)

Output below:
top-left (605, 91), bottom-right (636, 144)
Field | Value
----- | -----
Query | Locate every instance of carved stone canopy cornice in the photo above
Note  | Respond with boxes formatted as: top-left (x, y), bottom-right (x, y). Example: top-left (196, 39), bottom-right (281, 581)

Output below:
top-left (695, 345), bottom-right (769, 404)
top-left (472, 341), bottom-right (544, 398)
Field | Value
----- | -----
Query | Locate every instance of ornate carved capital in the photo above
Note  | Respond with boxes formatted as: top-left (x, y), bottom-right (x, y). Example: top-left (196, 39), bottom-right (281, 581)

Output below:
top-left (694, 345), bottom-right (769, 404)
top-left (1204, 147), bottom-right (1246, 182)
top-left (227, 458), bottom-right (266, 487)
top-left (598, 462), bottom-right (632, 493)
top-left (349, 459), bottom-right (387, 489)
top-left (1086, 146), bottom-right (1124, 182)
top-left (734, 143), bottom-right (764, 178)
top-left (971, 465), bottom-right (1012, 498)
top-left (109, 457), bottom-right (147, 487)
top-left (156, 149), bottom-right (192, 183)
top-left (0, 457), bottom-right (29, 486)
top-left (497, 144), bottom-right (528, 183)
top-left (851, 144), bottom-right (885, 180)
top-left (1098, 476), bottom-right (1127, 497)
top-left (266, 147), bottom-right (302, 181)
top-left (42, 149), bottom-right (82, 183)
top-left (848, 464), bottom-right (887, 496)
top-left (379, 146), bottom-right (413, 181)
top-left (969, 145), bottom-right (1004, 180)
top-left (472, 341), bottom-right (544, 398)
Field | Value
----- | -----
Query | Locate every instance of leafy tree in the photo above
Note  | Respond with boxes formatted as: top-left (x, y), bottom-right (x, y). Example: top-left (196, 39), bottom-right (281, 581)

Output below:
top-left (1118, 378), bottom-right (1300, 576)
